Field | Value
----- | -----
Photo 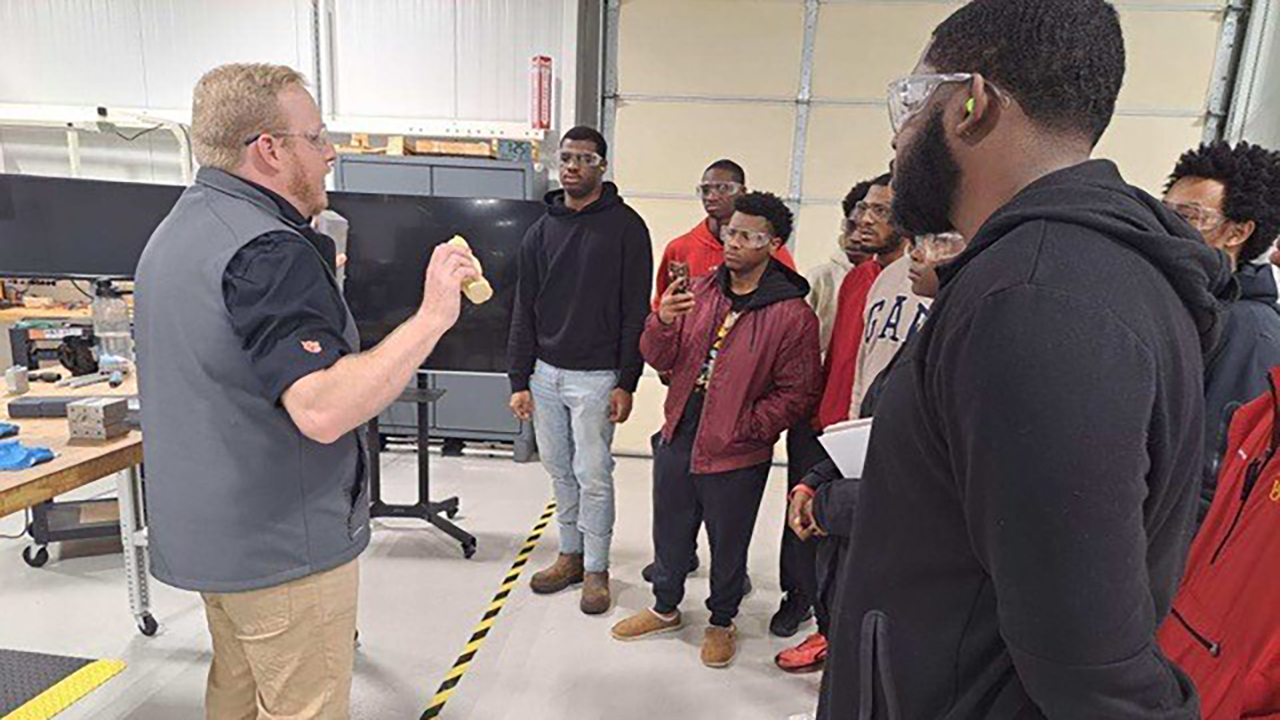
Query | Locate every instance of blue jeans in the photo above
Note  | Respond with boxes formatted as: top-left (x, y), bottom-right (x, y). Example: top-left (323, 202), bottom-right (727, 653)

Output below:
top-left (530, 361), bottom-right (618, 573)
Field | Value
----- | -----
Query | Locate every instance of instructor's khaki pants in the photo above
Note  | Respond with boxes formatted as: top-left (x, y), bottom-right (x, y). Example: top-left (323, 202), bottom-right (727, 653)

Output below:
top-left (201, 560), bottom-right (359, 720)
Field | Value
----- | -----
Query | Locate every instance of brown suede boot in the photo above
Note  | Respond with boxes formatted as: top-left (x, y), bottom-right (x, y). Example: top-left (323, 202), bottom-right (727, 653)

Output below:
top-left (580, 571), bottom-right (611, 615)
top-left (701, 624), bottom-right (737, 668)
top-left (530, 553), bottom-right (584, 595)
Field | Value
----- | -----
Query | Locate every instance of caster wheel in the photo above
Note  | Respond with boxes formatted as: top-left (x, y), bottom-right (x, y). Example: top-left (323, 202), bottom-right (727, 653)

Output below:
top-left (22, 546), bottom-right (49, 568)
top-left (138, 613), bottom-right (159, 637)
top-left (462, 542), bottom-right (477, 560)
top-left (446, 506), bottom-right (459, 520)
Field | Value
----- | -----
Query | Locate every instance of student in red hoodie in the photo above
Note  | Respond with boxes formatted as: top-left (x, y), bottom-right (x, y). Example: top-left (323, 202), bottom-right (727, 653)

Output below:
top-left (771, 176), bottom-right (908, 639)
top-left (612, 191), bottom-right (822, 669)
top-left (812, 174), bottom-right (909, 432)
top-left (653, 160), bottom-right (796, 308)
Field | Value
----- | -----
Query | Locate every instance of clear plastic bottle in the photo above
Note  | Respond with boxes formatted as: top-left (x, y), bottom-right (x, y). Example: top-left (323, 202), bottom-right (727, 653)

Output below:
top-left (92, 280), bottom-right (133, 369)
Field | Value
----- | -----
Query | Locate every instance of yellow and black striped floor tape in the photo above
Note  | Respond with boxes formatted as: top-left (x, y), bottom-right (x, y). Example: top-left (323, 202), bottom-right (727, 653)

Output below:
top-left (3, 659), bottom-right (125, 720)
top-left (420, 500), bottom-right (556, 720)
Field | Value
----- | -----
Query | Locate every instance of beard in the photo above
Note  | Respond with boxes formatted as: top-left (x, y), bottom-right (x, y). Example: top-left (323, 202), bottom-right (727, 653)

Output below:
top-left (286, 152), bottom-right (327, 218)
top-left (891, 106), bottom-right (960, 236)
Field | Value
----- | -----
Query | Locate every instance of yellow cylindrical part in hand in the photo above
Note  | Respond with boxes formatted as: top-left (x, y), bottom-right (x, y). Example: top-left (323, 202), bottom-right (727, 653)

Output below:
top-left (447, 235), bottom-right (494, 304)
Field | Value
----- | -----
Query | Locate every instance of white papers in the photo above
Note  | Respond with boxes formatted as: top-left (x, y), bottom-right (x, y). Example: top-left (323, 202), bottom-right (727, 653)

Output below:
top-left (818, 418), bottom-right (874, 479)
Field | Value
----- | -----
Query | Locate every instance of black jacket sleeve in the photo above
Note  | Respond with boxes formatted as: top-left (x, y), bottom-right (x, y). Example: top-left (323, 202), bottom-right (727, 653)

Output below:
top-left (944, 283), bottom-right (1194, 719)
top-left (507, 221), bottom-right (543, 393)
top-left (801, 458), bottom-right (842, 490)
top-left (813, 477), bottom-right (861, 539)
top-left (1201, 306), bottom-right (1280, 518)
top-left (616, 214), bottom-right (654, 393)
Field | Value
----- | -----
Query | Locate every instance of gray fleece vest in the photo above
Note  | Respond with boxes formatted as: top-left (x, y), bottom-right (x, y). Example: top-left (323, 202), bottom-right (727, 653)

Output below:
top-left (135, 168), bottom-right (369, 593)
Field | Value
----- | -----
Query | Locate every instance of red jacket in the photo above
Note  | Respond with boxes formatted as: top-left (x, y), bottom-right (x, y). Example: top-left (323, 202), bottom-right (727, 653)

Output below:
top-left (814, 260), bottom-right (882, 429)
top-left (654, 218), bottom-right (796, 308)
top-left (1157, 366), bottom-right (1280, 719)
top-left (642, 261), bottom-right (822, 474)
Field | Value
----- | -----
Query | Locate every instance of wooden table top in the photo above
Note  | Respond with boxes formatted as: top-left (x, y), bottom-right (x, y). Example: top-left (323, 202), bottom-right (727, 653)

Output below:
top-left (0, 375), bottom-right (141, 519)
top-left (0, 306), bottom-right (92, 322)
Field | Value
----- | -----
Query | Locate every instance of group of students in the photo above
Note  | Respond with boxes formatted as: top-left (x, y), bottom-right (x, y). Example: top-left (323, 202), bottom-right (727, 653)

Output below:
top-left (131, 0), bottom-right (1280, 717)
top-left (509, 0), bottom-right (1280, 717)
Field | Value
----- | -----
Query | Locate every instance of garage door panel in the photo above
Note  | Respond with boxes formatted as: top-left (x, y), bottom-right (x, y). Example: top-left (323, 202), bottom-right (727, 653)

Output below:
top-left (803, 105), bottom-right (894, 201)
top-left (618, 0), bottom-right (804, 98)
top-left (1119, 9), bottom-right (1221, 111)
top-left (613, 101), bottom-right (795, 194)
top-left (1095, 115), bottom-right (1205, 194)
top-left (812, 3), bottom-right (957, 101)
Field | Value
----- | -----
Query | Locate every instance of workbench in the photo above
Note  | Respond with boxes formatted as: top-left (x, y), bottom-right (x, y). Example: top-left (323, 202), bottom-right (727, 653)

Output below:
top-left (0, 378), bottom-right (155, 636)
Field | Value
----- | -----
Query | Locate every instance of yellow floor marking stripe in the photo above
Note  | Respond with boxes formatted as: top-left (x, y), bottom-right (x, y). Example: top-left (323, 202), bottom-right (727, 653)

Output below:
top-left (419, 500), bottom-right (556, 720)
top-left (4, 659), bottom-right (126, 720)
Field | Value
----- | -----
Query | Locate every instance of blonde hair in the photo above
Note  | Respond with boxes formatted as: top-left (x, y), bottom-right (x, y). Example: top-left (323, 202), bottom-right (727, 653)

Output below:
top-left (191, 63), bottom-right (308, 171)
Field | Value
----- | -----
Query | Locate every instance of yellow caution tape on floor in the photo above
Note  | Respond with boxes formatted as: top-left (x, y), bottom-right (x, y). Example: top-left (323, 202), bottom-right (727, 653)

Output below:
top-left (420, 501), bottom-right (556, 720)
top-left (4, 659), bottom-right (126, 720)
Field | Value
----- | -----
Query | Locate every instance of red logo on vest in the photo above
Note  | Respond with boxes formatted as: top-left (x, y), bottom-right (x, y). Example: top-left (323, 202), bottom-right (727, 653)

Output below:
top-left (301, 340), bottom-right (323, 354)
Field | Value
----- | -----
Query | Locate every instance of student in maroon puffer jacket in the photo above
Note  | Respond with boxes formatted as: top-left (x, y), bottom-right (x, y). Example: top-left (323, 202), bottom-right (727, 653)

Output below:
top-left (610, 191), bottom-right (822, 669)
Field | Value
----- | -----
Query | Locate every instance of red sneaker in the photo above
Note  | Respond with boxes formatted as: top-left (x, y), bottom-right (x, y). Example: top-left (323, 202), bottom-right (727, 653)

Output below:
top-left (775, 632), bottom-right (828, 673)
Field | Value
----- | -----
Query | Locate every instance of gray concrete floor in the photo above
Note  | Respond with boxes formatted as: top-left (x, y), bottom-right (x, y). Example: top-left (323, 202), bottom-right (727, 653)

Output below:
top-left (0, 449), bottom-right (821, 719)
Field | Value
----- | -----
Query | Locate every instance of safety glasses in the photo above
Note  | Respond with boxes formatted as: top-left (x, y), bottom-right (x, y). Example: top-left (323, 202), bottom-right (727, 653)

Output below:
top-left (556, 150), bottom-right (604, 169)
top-left (1163, 201), bottom-right (1228, 234)
top-left (720, 226), bottom-right (774, 249)
top-left (886, 73), bottom-right (974, 134)
top-left (696, 181), bottom-right (744, 199)
top-left (244, 126), bottom-right (332, 150)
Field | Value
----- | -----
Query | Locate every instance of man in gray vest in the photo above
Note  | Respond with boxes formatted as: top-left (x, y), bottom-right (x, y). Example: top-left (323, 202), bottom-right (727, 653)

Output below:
top-left (135, 63), bottom-right (477, 719)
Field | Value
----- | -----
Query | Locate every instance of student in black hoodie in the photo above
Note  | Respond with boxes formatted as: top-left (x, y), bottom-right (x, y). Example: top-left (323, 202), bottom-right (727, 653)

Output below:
top-left (508, 126), bottom-right (653, 616)
top-left (818, 1), bottom-right (1234, 718)
top-left (1164, 141), bottom-right (1280, 520)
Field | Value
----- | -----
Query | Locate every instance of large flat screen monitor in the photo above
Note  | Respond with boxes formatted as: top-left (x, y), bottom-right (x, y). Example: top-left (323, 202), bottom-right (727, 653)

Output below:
top-left (334, 192), bottom-right (543, 373)
top-left (0, 174), bottom-right (183, 279)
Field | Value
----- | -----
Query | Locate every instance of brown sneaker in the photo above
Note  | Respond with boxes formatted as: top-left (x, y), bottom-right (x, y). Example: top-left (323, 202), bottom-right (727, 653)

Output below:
top-left (530, 553), bottom-right (584, 595)
top-left (611, 609), bottom-right (683, 641)
top-left (701, 625), bottom-right (737, 668)
top-left (580, 571), bottom-right (611, 615)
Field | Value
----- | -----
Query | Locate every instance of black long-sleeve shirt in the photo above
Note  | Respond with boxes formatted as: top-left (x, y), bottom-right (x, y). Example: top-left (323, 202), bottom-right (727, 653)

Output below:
top-left (508, 182), bottom-right (652, 393)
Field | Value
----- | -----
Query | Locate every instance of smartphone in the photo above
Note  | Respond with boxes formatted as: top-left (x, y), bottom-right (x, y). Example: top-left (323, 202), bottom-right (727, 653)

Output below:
top-left (669, 262), bottom-right (691, 294)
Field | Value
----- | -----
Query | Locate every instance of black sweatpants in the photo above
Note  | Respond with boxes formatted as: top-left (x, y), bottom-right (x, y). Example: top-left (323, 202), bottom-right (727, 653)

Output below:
top-left (780, 422), bottom-right (826, 606)
top-left (652, 394), bottom-right (769, 627)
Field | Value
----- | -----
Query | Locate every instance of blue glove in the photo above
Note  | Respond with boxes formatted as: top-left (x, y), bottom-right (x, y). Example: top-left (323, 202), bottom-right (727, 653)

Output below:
top-left (0, 423), bottom-right (17, 439)
top-left (0, 440), bottom-right (54, 471)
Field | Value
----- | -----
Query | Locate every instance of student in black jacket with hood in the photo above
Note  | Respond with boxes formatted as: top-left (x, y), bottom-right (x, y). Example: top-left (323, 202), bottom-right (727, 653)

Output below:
top-left (818, 1), bottom-right (1234, 719)
top-left (1163, 141), bottom-right (1280, 521)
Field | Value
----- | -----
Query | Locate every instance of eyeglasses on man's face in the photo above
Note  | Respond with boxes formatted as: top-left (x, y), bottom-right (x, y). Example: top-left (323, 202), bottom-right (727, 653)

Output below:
top-left (244, 126), bottom-right (331, 150)
top-left (1163, 201), bottom-right (1228, 234)
top-left (720, 226), bottom-right (774, 249)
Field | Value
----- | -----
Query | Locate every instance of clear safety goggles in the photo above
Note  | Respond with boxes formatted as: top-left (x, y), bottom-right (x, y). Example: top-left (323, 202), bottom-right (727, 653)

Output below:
top-left (887, 73), bottom-right (974, 134)
top-left (720, 225), bottom-right (774, 249)
top-left (697, 181), bottom-right (744, 199)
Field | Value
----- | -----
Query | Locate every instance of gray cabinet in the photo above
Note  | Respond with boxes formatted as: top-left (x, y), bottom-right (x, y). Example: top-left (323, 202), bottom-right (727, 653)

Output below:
top-left (335, 153), bottom-right (544, 461)
top-left (334, 155), bottom-right (546, 201)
